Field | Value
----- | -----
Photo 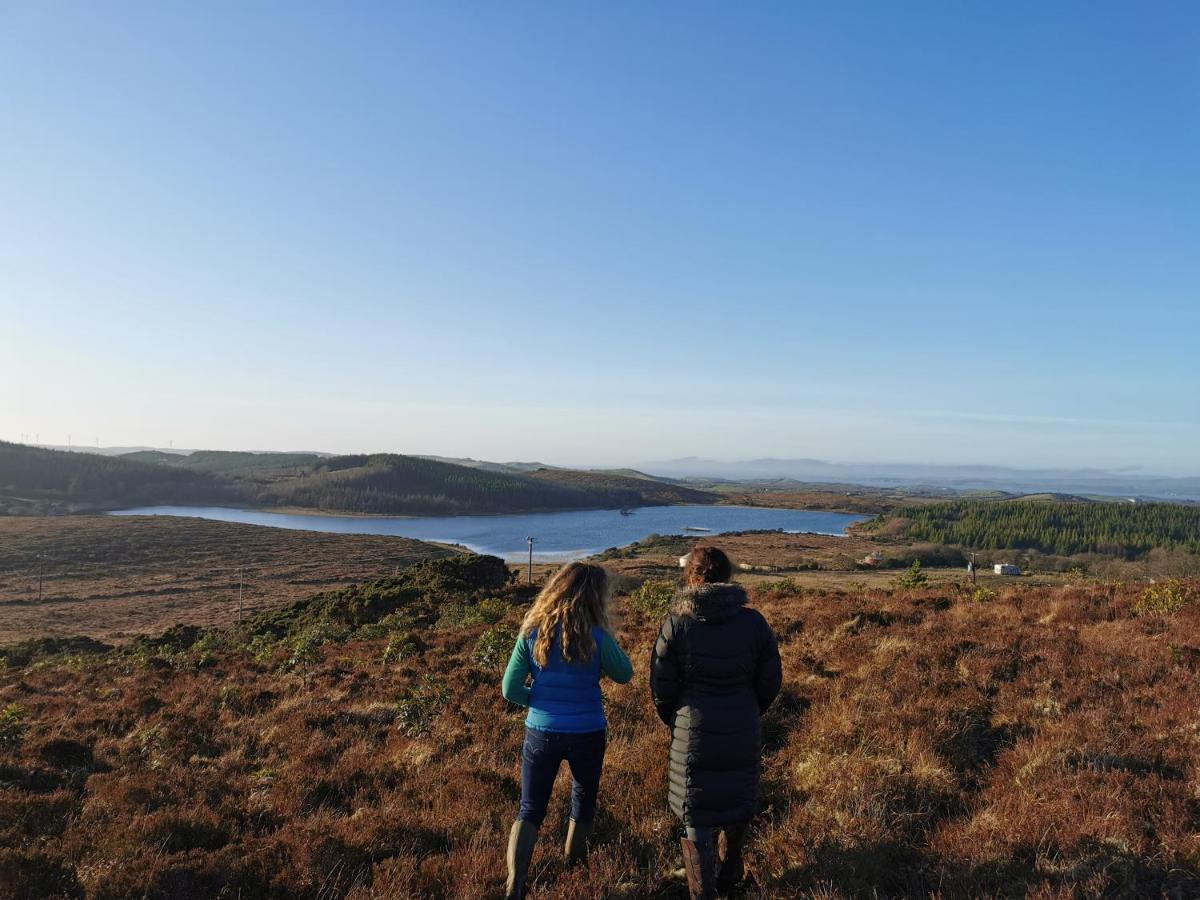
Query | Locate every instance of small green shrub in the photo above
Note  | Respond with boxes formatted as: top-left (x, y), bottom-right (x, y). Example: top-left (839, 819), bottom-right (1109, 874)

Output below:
top-left (396, 676), bottom-right (449, 736)
top-left (381, 632), bottom-right (424, 666)
top-left (247, 634), bottom-right (276, 665)
top-left (628, 579), bottom-right (676, 619)
top-left (0, 704), bottom-right (26, 752)
top-left (970, 587), bottom-right (998, 603)
top-left (895, 559), bottom-right (928, 590)
top-left (462, 597), bottom-right (511, 627)
top-left (473, 624), bottom-right (518, 670)
top-left (434, 602), bottom-right (467, 631)
top-left (277, 627), bottom-right (330, 673)
top-left (758, 578), bottom-right (804, 599)
top-left (1134, 580), bottom-right (1197, 616)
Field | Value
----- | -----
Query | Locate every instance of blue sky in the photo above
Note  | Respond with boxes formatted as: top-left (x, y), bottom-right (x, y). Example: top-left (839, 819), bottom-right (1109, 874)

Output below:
top-left (2, 2), bottom-right (1197, 472)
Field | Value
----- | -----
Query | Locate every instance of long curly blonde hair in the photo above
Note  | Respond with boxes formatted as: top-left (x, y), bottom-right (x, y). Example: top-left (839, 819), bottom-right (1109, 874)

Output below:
top-left (520, 562), bottom-right (612, 666)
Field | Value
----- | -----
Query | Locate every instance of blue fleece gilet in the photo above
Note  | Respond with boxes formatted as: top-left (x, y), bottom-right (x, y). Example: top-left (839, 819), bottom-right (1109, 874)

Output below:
top-left (525, 626), bottom-right (606, 733)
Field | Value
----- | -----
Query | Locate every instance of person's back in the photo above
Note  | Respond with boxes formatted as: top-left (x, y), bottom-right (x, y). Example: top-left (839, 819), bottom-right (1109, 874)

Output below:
top-left (651, 548), bottom-right (782, 899)
top-left (523, 624), bottom-right (608, 733)
top-left (500, 563), bottom-right (632, 900)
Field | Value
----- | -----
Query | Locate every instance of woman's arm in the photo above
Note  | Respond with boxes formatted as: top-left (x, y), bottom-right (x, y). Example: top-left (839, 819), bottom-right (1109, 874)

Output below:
top-left (501, 634), bottom-right (532, 707)
top-left (599, 632), bottom-right (633, 684)
top-left (649, 617), bottom-right (683, 727)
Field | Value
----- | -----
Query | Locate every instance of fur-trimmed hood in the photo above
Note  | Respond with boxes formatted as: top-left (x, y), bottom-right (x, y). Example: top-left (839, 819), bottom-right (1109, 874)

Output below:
top-left (671, 582), bottom-right (748, 622)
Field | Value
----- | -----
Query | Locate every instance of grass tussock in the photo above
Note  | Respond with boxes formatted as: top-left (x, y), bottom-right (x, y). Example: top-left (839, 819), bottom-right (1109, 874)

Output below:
top-left (1, 559), bottom-right (1199, 898)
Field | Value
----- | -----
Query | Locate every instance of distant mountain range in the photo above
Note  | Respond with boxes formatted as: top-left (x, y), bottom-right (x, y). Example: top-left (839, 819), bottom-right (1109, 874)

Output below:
top-left (642, 458), bottom-right (1200, 502)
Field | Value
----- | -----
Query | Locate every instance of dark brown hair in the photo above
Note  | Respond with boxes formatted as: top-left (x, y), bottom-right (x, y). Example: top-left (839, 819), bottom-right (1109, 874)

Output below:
top-left (685, 546), bottom-right (732, 585)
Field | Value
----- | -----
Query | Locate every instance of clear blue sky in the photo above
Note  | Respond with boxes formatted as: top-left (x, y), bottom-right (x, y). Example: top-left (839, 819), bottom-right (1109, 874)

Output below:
top-left (2, 2), bottom-right (1197, 472)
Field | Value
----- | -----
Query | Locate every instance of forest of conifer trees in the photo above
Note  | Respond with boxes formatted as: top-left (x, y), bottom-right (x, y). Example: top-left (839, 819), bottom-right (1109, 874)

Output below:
top-left (879, 499), bottom-right (1200, 557)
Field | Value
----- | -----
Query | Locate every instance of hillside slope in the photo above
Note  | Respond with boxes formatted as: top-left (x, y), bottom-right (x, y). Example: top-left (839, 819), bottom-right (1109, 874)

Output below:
top-left (120, 450), bottom-right (325, 475)
top-left (247, 454), bottom-right (713, 516)
top-left (0, 515), bottom-right (459, 643)
top-left (0, 442), bottom-right (236, 514)
top-left (525, 467), bottom-right (717, 506)
top-left (1, 565), bottom-right (1198, 897)
top-left (0, 444), bottom-right (719, 517)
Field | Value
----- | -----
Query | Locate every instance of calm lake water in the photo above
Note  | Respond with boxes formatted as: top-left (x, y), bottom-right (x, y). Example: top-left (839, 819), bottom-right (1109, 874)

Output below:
top-left (111, 504), bottom-right (868, 561)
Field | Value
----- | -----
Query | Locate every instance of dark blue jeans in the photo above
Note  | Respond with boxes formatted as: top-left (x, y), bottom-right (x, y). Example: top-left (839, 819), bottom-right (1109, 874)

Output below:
top-left (518, 727), bottom-right (607, 826)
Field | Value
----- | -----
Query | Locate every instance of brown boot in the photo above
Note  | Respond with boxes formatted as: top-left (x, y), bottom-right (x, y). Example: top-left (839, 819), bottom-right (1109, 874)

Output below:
top-left (505, 820), bottom-right (538, 900)
top-left (715, 825), bottom-right (747, 895)
top-left (680, 836), bottom-right (717, 900)
top-left (564, 818), bottom-right (593, 865)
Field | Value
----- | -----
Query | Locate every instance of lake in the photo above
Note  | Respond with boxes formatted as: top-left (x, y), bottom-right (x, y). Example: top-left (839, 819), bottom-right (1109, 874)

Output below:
top-left (110, 504), bottom-right (868, 561)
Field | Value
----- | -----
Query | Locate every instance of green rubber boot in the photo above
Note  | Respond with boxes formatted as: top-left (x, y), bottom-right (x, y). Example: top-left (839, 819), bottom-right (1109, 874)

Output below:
top-left (564, 818), bottom-right (594, 865)
top-left (505, 820), bottom-right (539, 900)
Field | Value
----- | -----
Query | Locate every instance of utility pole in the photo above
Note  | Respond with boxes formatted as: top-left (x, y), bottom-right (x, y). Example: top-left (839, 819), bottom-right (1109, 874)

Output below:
top-left (969, 552), bottom-right (977, 586)
top-left (527, 537), bottom-right (535, 584)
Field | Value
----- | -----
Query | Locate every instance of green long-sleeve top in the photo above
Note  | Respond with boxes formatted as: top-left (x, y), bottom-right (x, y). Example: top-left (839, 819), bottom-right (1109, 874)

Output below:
top-left (502, 629), bottom-right (633, 711)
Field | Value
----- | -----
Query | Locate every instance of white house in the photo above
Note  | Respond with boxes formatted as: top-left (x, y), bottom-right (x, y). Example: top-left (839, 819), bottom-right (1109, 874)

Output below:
top-left (994, 563), bottom-right (1021, 576)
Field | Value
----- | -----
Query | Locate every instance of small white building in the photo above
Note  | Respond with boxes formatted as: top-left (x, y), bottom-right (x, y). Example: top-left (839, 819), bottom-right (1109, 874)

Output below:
top-left (994, 563), bottom-right (1021, 576)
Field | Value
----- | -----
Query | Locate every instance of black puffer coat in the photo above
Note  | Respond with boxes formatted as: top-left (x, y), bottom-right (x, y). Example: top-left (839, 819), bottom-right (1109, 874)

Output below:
top-left (650, 583), bottom-right (782, 827)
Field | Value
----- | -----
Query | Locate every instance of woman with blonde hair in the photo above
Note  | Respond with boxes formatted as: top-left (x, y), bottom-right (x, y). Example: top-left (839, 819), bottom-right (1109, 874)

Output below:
top-left (500, 561), bottom-right (633, 900)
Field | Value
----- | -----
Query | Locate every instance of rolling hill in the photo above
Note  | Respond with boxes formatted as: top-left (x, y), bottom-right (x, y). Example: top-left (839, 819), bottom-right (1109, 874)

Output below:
top-left (0, 442), bottom-right (237, 514)
top-left (0, 443), bottom-right (718, 517)
top-left (119, 450), bottom-right (326, 474)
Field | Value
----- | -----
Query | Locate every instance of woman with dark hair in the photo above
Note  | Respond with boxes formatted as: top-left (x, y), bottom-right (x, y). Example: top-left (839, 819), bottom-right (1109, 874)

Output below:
top-left (650, 546), bottom-right (782, 898)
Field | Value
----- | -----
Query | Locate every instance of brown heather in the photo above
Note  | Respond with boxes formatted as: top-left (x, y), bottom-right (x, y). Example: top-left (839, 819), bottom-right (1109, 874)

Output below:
top-left (3, 575), bottom-right (1200, 898)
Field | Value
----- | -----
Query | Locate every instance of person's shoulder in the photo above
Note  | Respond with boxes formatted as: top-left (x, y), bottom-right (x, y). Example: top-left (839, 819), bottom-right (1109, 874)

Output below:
top-left (737, 605), bottom-right (774, 632)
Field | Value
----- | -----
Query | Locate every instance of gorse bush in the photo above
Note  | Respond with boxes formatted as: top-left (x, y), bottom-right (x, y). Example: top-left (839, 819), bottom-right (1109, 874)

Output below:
top-left (628, 578), bottom-right (676, 618)
top-left (395, 676), bottom-right (449, 737)
top-left (473, 624), bottom-right (518, 670)
top-left (1134, 579), bottom-right (1197, 616)
top-left (0, 703), bottom-right (25, 751)
top-left (381, 632), bottom-right (424, 666)
top-left (462, 597), bottom-right (511, 627)
top-left (757, 578), bottom-right (805, 599)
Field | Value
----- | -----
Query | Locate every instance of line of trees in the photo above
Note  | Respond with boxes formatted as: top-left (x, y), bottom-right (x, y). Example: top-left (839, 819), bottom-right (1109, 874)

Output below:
top-left (879, 500), bottom-right (1200, 558)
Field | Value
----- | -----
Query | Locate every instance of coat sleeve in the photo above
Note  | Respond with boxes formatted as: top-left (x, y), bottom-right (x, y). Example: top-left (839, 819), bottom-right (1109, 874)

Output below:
top-left (501, 634), bottom-right (532, 707)
top-left (754, 615), bottom-right (783, 714)
top-left (649, 617), bottom-right (684, 727)
top-left (599, 631), bottom-right (634, 684)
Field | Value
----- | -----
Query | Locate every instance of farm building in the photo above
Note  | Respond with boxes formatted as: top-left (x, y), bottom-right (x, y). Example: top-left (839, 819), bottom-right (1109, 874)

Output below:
top-left (994, 563), bottom-right (1021, 576)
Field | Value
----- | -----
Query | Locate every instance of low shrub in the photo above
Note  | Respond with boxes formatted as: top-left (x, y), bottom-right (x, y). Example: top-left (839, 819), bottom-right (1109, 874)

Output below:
top-left (628, 578), bottom-right (676, 619)
top-left (0, 704), bottom-right (26, 752)
top-left (381, 632), bottom-right (425, 666)
top-left (1134, 579), bottom-right (1197, 615)
top-left (473, 624), bottom-right (518, 670)
top-left (395, 676), bottom-right (449, 736)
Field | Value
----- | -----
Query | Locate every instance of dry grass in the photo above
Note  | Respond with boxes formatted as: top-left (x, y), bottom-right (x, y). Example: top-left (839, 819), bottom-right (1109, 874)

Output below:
top-left (2, 568), bottom-right (1199, 898)
top-left (0, 516), bottom-right (459, 644)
